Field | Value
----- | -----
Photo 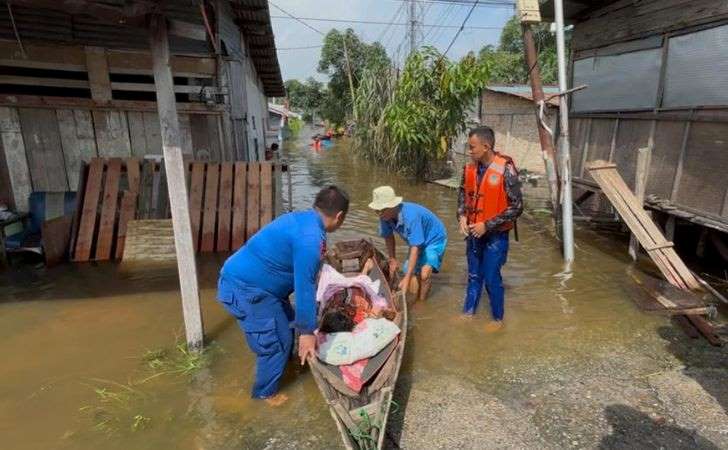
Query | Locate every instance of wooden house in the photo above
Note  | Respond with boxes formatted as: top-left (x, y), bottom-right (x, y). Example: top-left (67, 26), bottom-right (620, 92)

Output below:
top-left (0, 0), bottom-right (284, 213)
top-left (539, 0), bottom-right (728, 252)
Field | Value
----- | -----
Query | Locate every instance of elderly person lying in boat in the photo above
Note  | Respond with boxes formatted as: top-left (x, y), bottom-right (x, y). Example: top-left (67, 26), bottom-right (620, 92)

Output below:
top-left (314, 260), bottom-right (400, 392)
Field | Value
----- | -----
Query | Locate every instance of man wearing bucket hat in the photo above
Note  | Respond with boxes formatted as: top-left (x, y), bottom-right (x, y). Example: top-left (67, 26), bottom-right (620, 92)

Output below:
top-left (369, 186), bottom-right (448, 301)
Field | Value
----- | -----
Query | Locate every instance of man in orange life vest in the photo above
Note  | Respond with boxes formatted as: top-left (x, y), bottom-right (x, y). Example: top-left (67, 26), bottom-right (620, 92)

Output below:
top-left (457, 126), bottom-right (523, 331)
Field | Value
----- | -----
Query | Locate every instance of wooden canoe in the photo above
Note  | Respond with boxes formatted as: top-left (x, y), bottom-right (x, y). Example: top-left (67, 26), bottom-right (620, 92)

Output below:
top-left (308, 239), bottom-right (407, 450)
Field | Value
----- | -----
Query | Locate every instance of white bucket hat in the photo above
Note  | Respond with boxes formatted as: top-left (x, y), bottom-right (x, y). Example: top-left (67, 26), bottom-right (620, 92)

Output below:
top-left (368, 186), bottom-right (403, 210)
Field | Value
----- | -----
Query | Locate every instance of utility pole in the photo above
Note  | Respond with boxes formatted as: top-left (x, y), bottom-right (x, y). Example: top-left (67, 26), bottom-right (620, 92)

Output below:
top-left (341, 32), bottom-right (357, 121)
top-left (517, 1), bottom-right (560, 228)
top-left (521, 24), bottom-right (560, 224)
top-left (554, 0), bottom-right (575, 265)
top-left (408, 0), bottom-right (421, 55)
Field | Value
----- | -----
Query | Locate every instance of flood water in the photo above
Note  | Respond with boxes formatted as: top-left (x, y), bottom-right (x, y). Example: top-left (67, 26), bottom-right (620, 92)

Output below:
top-left (0, 128), bottom-right (684, 449)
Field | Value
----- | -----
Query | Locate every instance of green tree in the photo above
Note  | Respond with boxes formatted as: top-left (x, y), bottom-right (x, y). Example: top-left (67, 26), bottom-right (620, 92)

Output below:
top-left (284, 77), bottom-right (325, 122)
top-left (353, 47), bottom-right (490, 175)
top-left (317, 28), bottom-right (390, 125)
top-left (479, 16), bottom-right (568, 85)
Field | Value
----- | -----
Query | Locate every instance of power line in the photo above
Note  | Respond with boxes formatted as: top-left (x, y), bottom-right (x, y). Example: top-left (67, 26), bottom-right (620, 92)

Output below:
top-left (442, 0), bottom-right (479, 56)
top-left (269, 1), bottom-right (325, 36)
top-left (270, 15), bottom-right (501, 30)
top-left (376, 1), bottom-right (406, 43)
top-left (277, 45), bottom-right (324, 50)
top-left (388, 0), bottom-right (514, 7)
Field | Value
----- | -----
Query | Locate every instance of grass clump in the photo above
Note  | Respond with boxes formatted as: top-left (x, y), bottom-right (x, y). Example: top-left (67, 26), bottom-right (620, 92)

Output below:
top-left (80, 337), bottom-right (222, 436)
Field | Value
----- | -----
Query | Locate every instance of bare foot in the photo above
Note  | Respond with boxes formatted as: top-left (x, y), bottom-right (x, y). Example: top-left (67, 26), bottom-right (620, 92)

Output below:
top-left (263, 393), bottom-right (289, 407)
top-left (484, 321), bottom-right (504, 333)
top-left (361, 258), bottom-right (375, 275)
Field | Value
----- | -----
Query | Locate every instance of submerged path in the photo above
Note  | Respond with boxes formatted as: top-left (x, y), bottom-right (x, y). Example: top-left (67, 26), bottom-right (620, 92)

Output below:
top-left (0, 129), bottom-right (726, 449)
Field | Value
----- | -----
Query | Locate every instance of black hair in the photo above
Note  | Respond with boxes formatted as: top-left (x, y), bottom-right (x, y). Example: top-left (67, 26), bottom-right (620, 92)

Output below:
top-left (271, 143), bottom-right (279, 150)
top-left (469, 126), bottom-right (495, 148)
top-left (319, 310), bottom-right (355, 333)
top-left (314, 185), bottom-right (350, 216)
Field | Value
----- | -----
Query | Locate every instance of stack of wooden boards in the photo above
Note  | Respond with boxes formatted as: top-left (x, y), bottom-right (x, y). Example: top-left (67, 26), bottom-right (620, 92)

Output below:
top-left (70, 157), bottom-right (282, 262)
top-left (587, 160), bottom-right (721, 345)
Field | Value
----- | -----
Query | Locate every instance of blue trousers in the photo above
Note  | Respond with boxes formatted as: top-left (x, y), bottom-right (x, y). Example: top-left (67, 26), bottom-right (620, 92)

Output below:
top-left (217, 277), bottom-right (294, 399)
top-left (463, 231), bottom-right (509, 319)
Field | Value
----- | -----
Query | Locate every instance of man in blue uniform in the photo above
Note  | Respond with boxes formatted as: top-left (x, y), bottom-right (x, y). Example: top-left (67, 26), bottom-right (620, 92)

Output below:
top-left (217, 186), bottom-right (349, 405)
top-left (369, 186), bottom-right (448, 302)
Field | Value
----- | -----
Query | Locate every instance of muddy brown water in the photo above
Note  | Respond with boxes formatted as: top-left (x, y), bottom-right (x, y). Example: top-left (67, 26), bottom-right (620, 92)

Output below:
top-left (0, 129), bottom-right (680, 449)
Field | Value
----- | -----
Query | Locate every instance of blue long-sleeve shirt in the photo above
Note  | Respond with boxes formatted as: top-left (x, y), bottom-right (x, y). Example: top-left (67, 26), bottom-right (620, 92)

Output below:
top-left (220, 209), bottom-right (325, 334)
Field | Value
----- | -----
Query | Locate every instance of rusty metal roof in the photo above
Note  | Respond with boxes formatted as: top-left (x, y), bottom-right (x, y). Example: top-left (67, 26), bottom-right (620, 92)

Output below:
top-left (230, 0), bottom-right (285, 97)
top-left (486, 85), bottom-right (561, 106)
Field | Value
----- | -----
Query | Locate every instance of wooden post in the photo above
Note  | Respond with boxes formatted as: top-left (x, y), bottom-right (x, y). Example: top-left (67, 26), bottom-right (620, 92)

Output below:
top-left (85, 46), bottom-right (112, 102)
top-left (149, 14), bottom-right (204, 350)
top-left (521, 24), bottom-right (560, 223)
top-left (628, 145), bottom-right (652, 260)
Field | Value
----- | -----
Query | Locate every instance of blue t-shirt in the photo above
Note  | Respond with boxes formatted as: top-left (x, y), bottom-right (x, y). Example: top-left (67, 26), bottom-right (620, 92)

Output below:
top-left (220, 209), bottom-right (325, 334)
top-left (379, 202), bottom-right (447, 247)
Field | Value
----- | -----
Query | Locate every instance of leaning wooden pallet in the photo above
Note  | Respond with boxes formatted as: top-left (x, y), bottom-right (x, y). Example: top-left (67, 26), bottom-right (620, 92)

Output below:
top-left (586, 161), bottom-right (700, 290)
top-left (586, 160), bottom-right (721, 346)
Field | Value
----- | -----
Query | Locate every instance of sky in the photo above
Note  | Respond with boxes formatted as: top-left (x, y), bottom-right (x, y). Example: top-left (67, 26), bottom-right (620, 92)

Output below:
top-left (268, 0), bottom-right (516, 82)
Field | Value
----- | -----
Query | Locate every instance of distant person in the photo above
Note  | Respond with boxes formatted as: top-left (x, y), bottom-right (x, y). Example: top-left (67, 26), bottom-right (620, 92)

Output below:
top-left (217, 186), bottom-right (349, 405)
top-left (458, 126), bottom-right (522, 332)
top-left (369, 186), bottom-right (447, 302)
top-left (264, 142), bottom-right (279, 161)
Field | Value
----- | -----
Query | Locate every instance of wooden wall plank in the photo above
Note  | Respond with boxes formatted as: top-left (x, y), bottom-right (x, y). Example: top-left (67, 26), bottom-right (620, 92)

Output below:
top-left (260, 162), bottom-right (273, 227)
top-left (18, 107), bottom-right (68, 191)
top-left (178, 113), bottom-right (194, 156)
top-left (0, 127), bottom-right (13, 208)
top-left (216, 162), bottom-right (233, 252)
top-left (188, 162), bottom-right (205, 251)
top-left (200, 163), bottom-right (219, 252)
top-left (92, 110), bottom-right (132, 157)
top-left (95, 158), bottom-right (122, 260)
top-left (142, 112), bottom-right (163, 155)
top-left (572, 0), bottom-right (728, 51)
top-left (115, 191), bottom-right (137, 260)
top-left (127, 111), bottom-right (149, 157)
top-left (125, 157), bottom-right (141, 194)
top-left (85, 46), bottom-right (112, 102)
top-left (0, 107), bottom-right (32, 211)
top-left (156, 161), bottom-right (170, 219)
top-left (57, 109), bottom-right (98, 189)
top-left (246, 162), bottom-right (261, 240)
top-left (68, 163), bottom-right (88, 259)
top-left (138, 160), bottom-right (155, 219)
top-left (231, 162), bottom-right (247, 249)
top-left (190, 114), bottom-right (222, 161)
top-left (74, 158), bottom-right (104, 261)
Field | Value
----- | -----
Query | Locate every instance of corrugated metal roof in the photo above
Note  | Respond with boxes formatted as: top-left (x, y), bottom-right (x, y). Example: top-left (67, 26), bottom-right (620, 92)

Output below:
top-left (538, 0), bottom-right (619, 22)
top-left (229, 0), bottom-right (285, 97)
top-left (485, 85), bottom-right (560, 106)
top-left (0, 1), bottom-right (285, 98)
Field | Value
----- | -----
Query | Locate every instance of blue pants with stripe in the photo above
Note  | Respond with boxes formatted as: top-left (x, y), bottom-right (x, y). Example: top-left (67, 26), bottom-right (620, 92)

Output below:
top-left (217, 277), bottom-right (294, 399)
top-left (463, 231), bottom-right (509, 319)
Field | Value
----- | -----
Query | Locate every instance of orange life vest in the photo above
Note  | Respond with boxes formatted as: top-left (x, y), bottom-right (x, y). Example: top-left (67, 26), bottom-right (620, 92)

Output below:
top-left (464, 153), bottom-right (514, 231)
